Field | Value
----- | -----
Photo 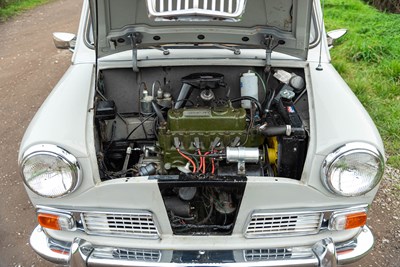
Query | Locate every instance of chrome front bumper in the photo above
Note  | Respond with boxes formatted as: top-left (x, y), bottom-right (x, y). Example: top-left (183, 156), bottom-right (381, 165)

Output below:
top-left (30, 225), bottom-right (374, 267)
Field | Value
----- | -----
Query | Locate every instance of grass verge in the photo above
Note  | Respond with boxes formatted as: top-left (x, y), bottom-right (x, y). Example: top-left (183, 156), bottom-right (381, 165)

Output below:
top-left (325, 0), bottom-right (400, 168)
top-left (0, 0), bottom-right (50, 22)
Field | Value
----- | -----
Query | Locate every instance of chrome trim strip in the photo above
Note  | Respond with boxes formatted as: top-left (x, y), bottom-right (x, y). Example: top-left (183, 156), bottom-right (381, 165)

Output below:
top-left (84, 9), bottom-right (94, 49)
top-left (30, 225), bottom-right (375, 266)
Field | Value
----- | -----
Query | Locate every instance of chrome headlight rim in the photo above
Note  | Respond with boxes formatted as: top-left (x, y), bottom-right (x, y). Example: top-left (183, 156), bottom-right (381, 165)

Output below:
top-left (322, 142), bottom-right (384, 197)
top-left (20, 144), bottom-right (81, 198)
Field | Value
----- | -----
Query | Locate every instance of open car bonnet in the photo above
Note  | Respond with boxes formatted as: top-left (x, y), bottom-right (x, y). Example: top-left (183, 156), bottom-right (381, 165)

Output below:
top-left (90, 0), bottom-right (314, 60)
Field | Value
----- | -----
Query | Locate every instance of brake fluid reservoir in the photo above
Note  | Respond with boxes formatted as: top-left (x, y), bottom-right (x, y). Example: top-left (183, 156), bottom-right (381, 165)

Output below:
top-left (240, 71), bottom-right (258, 109)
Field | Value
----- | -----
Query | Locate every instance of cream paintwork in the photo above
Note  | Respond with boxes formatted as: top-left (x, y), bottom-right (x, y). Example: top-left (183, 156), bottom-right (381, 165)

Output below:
top-left (18, 0), bottom-right (384, 264)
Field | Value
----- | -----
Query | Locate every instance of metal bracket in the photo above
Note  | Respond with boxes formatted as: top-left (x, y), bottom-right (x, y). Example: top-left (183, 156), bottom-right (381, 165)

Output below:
top-left (237, 161), bottom-right (246, 175)
top-left (230, 136), bottom-right (241, 147)
top-left (263, 34), bottom-right (285, 72)
top-left (149, 46), bottom-right (170, 55)
top-left (129, 33), bottom-right (142, 72)
top-left (210, 137), bottom-right (221, 150)
top-left (213, 44), bottom-right (241, 55)
top-left (264, 34), bottom-right (274, 72)
top-left (121, 143), bottom-right (134, 178)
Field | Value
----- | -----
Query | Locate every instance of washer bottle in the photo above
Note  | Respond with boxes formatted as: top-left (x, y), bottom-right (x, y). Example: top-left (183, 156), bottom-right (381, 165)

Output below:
top-left (240, 71), bottom-right (258, 109)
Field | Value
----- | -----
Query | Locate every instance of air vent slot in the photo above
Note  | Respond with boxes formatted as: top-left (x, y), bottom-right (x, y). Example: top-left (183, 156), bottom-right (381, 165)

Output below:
top-left (146, 0), bottom-right (247, 21)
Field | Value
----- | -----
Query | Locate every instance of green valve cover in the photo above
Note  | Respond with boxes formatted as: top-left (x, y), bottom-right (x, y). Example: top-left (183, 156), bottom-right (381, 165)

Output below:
top-left (168, 107), bottom-right (247, 132)
top-left (158, 106), bottom-right (263, 168)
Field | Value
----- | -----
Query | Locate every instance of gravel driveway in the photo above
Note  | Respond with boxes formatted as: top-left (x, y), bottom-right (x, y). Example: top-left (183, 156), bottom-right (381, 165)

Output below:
top-left (0, 0), bottom-right (398, 266)
top-left (0, 0), bottom-right (81, 266)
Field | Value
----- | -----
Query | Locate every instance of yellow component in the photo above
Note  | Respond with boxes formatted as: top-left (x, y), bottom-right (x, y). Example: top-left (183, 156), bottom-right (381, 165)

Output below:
top-left (267, 137), bottom-right (278, 166)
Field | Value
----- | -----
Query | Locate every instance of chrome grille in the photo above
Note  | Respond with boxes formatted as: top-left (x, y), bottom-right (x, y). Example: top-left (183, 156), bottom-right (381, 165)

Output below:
top-left (244, 248), bottom-right (314, 261)
top-left (146, 0), bottom-right (246, 20)
top-left (82, 212), bottom-right (159, 239)
top-left (245, 212), bottom-right (323, 238)
top-left (113, 248), bottom-right (161, 262)
top-left (91, 248), bottom-right (161, 262)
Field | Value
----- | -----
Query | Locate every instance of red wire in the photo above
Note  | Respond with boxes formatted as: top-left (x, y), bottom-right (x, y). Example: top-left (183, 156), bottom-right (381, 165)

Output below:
top-left (211, 150), bottom-right (216, 174)
top-left (177, 149), bottom-right (196, 173)
top-left (197, 149), bottom-right (203, 171)
top-left (203, 152), bottom-right (210, 174)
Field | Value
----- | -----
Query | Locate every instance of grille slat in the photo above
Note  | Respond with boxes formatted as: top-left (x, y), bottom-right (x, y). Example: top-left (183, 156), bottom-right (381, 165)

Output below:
top-left (247, 228), bottom-right (318, 232)
top-left (248, 226), bottom-right (320, 230)
top-left (245, 212), bottom-right (323, 238)
top-left (249, 221), bottom-right (320, 226)
top-left (244, 248), bottom-right (314, 262)
top-left (83, 221), bottom-right (154, 225)
top-left (82, 212), bottom-right (159, 239)
top-left (91, 248), bottom-right (161, 262)
top-left (83, 228), bottom-right (158, 233)
top-left (113, 249), bottom-right (161, 261)
top-left (147, 0), bottom-right (246, 20)
top-left (84, 224), bottom-right (157, 229)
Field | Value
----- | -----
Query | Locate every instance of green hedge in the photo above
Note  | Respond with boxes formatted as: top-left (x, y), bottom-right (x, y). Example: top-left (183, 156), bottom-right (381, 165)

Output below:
top-left (365, 0), bottom-right (400, 13)
top-left (0, 0), bottom-right (49, 21)
top-left (0, 0), bottom-right (42, 9)
top-left (0, 0), bottom-right (12, 8)
top-left (0, 0), bottom-right (28, 9)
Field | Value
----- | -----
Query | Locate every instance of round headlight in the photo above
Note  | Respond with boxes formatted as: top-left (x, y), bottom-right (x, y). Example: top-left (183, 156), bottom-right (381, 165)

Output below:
top-left (20, 144), bottom-right (81, 198)
top-left (322, 142), bottom-right (384, 197)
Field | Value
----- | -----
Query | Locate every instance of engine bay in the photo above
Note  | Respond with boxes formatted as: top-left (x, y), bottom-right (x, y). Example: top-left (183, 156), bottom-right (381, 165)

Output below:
top-left (93, 66), bottom-right (310, 235)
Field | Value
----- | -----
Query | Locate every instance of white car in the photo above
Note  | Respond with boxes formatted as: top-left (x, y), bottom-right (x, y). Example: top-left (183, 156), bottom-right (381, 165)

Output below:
top-left (19, 0), bottom-right (385, 266)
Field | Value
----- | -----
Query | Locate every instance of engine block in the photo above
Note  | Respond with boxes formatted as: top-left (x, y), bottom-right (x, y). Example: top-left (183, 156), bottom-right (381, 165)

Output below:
top-left (157, 106), bottom-right (264, 169)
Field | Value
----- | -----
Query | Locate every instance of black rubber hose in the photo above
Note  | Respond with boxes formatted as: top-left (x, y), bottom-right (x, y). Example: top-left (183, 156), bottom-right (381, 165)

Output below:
top-left (258, 125), bottom-right (305, 137)
top-left (259, 125), bottom-right (287, 136)
top-left (265, 88), bottom-right (276, 112)
top-left (231, 96), bottom-right (262, 115)
top-left (152, 101), bottom-right (166, 123)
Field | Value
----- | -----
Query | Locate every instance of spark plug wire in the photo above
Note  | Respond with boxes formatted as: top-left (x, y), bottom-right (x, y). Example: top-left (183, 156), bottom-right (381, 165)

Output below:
top-left (177, 149), bottom-right (196, 173)
top-left (198, 149), bottom-right (203, 172)
top-left (203, 152), bottom-right (210, 174)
